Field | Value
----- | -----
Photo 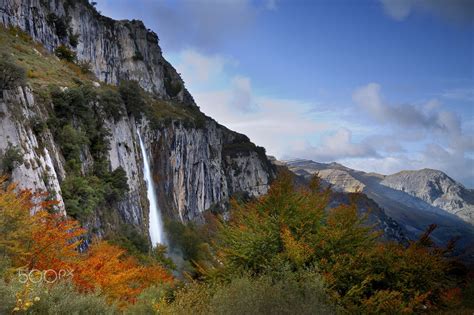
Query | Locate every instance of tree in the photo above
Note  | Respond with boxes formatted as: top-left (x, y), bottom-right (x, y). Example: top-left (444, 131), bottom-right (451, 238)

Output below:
top-left (27, 210), bottom-right (85, 272)
top-left (0, 180), bottom-right (34, 270)
top-left (74, 241), bottom-right (173, 306)
top-left (216, 171), bottom-right (329, 276)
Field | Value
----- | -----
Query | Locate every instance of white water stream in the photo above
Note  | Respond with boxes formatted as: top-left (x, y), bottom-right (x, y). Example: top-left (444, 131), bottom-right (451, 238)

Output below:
top-left (137, 131), bottom-right (166, 246)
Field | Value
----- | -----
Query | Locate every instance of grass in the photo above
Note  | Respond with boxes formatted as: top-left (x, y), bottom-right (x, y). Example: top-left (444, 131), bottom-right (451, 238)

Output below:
top-left (0, 26), bottom-right (95, 89)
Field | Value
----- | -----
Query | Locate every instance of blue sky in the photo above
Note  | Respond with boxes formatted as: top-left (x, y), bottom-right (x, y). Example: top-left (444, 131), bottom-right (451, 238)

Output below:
top-left (96, 0), bottom-right (474, 187)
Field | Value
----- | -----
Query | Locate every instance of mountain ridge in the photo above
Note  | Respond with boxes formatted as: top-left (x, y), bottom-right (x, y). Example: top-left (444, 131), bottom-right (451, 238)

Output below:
top-left (285, 159), bottom-right (474, 262)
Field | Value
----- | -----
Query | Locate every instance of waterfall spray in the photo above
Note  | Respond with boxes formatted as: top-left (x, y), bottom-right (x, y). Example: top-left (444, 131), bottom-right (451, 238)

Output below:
top-left (137, 131), bottom-right (166, 246)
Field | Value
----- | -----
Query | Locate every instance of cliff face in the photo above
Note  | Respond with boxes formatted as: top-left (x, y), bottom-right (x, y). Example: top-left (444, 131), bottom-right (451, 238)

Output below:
top-left (0, 0), bottom-right (274, 238)
top-left (0, 0), bottom-right (187, 99)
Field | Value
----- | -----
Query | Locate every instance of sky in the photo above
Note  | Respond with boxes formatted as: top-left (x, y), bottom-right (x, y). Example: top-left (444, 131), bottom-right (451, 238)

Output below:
top-left (96, 0), bottom-right (474, 187)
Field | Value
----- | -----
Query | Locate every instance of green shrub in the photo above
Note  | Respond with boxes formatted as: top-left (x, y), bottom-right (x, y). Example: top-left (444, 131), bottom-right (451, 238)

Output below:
top-left (0, 279), bottom-right (117, 314)
top-left (0, 58), bottom-right (26, 90)
top-left (30, 117), bottom-right (47, 137)
top-left (108, 224), bottom-right (149, 257)
top-left (160, 270), bottom-right (335, 315)
top-left (209, 271), bottom-right (335, 315)
top-left (125, 285), bottom-right (172, 315)
top-left (164, 80), bottom-right (182, 98)
top-left (77, 60), bottom-right (92, 74)
top-left (46, 13), bottom-right (70, 40)
top-left (54, 45), bottom-right (76, 63)
top-left (57, 124), bottom-right (89, 166)
top-left (69, 32), bottom-right (79, 47)
top-left (0, 145), bottom-right (23, 174)
top-left (163, 66), bottom-right (182, 97)
top-left (61, 175), bottom-right (105, 220)
top-left (165, 220), bottom-right (206, 262)
top-left (98, 88), bottom-right (125, 122)
top-left (104, 167), bottom-right (129, 202)
top-left (119, 80), bottom-right (146, 118)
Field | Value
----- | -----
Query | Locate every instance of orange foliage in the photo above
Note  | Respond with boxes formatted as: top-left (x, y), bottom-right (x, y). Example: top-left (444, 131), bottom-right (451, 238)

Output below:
top-left (0, 180), bottom-right (173, 307)
top-left (27, 211), bottom-right (85, 271)
top-left (74, 241), bottom-right (173, 305)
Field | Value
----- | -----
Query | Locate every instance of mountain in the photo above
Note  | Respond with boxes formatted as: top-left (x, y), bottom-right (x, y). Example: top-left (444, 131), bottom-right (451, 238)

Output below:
top-left (381, 169), bottom-right (474, 224)
top-left (0, 0), bottom-right (275, 240)
top-left (285, 159), bottom-right (474, 259)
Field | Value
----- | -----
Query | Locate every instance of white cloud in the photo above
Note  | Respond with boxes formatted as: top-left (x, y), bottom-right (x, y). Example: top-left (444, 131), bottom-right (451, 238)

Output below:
top-left (380, 0), bottom-right (413, 20)
top-left (286, 128), bottom-right (378, 162)
top-left (194, 85), bottom-right (328, 158)
top-left (353, 83), bottom-right (464, 136)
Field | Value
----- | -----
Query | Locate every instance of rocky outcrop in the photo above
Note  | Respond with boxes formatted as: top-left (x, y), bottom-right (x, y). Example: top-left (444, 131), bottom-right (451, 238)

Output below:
top-left (381, 169), bottom-right (474, 224)
top-left (316, 169), bottom-right (365, 193)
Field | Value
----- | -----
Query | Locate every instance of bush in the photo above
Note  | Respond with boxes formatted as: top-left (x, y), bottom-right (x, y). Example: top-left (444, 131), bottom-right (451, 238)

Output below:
top-left (61, 175), bottom-right (105, 220)
top-left (30, 117), bottom-right (47, 137)
top-left (165, 220), bottom-right (207, 263)
top-left (69, 32), bottom-right (80, 47)
top-left (119, 80), bottom-right (147, 118)
top-left (160, 271), bottom-right (336, 315)
top-left (0, 59), bottom-right (26, 90)
top-left (99, 88), bottom-right (126, 121)
top-left (77, 60), bottom-right (92, 74)
top-left (46, 13), bottom-right (70, 40)
top-left (0, 279), bottom-right (117, 314)
top-left (0, 145), bottom-right (23, 174)
top-left (54, 45), bottom-right (76, 63)
top-left (57, 124), bottom-right (89, 166)
top-left (104, 167), bottom-right (129, 202)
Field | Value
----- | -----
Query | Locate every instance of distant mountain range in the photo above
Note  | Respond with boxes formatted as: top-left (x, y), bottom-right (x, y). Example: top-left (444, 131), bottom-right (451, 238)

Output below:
top-left (284, 159), bottom-right (474, 261)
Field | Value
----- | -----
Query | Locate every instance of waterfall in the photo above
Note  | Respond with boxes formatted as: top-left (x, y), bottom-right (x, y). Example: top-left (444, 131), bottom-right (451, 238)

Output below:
top-left (137, 131), bottom-right (166, 247)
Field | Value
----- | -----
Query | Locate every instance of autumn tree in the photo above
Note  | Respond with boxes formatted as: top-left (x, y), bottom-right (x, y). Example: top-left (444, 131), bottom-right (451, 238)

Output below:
top-left (0, 180), bottom-right (34, 270)
top-left (215, 172), bottom-right (462, 313)
top-left (74, 241), bottom-right (173, 306)
top-left (216, 171), bottom-right (330, 276)
top-left (0, 180), bottom-right (174, 309)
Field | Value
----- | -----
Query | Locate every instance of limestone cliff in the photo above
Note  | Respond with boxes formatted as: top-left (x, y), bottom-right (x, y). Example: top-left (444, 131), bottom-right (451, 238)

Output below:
top-left (0, 0), bottom-right (275, 240)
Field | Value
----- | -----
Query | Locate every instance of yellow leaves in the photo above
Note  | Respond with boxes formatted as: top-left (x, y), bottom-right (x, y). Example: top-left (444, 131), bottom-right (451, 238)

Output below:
top-left (280, 226), bottom-right (313, 267)
top-left (12, 282), bottom-right (41, 313)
